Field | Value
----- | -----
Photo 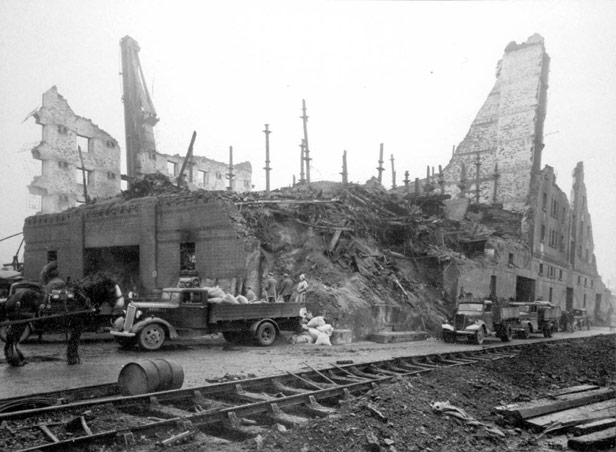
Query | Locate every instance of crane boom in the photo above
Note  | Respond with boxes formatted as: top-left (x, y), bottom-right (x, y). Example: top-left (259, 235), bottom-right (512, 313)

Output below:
top-left (120, 36), bottom-right (159, 181)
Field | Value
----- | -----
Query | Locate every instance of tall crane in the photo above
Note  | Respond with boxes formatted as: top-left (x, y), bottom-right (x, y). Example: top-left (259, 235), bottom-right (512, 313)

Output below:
top-left (120, 36), bottom-right (159, 181)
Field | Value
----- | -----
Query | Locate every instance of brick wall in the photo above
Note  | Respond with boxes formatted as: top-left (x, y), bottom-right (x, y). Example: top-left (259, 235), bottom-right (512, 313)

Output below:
top-left (23, 194), bottom-right (259, 293)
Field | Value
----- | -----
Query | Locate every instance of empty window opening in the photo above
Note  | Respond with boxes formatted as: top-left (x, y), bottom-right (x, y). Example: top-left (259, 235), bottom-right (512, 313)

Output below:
top-left (198, 170), bottom-right (207, 186)
top-left (549, 287), bottom-right (553, 302)
top-left (76, 135), bottom-right (90, 154)
top-left (180, 242), bottom-right (196, 271)
top-left (76, 167), bottom-right (93, 185)
top-left (167, 161), bottom-right (177, 176)
top-left (508, 253), bottom-right (514, 265)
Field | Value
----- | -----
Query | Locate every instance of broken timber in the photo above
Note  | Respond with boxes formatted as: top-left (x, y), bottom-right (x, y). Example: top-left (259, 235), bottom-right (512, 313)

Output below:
top-left (495, 387), bottom-right (615, 423)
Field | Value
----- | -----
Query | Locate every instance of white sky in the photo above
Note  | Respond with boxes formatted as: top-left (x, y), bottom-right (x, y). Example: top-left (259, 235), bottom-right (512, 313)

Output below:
top-left (1, 0), bottom-right (615, 287)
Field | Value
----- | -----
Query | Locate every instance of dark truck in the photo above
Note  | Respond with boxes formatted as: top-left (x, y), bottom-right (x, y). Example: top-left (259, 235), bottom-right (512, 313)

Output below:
top-left (441, 300), bottom-right (521, 345)
top-left (110, 288), bottom-right (304, 350)
top-left (509, 301), bottom-right (561, 338)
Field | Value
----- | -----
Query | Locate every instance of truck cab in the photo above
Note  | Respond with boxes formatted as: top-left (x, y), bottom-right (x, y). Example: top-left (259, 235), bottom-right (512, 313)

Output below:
top-left (442, 300), bottom-right (520, 345)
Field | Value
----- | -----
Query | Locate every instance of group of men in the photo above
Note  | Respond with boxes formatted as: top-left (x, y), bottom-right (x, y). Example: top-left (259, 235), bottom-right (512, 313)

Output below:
top-left (263, 273), bottom-right (308, 303)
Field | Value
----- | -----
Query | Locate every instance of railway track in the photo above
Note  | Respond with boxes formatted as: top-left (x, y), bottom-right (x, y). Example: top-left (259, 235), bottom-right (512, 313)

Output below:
top-left (0, 339), bottom-right (585, 451)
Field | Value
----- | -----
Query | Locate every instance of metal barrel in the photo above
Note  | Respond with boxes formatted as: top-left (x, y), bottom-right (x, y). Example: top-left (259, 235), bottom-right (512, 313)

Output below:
top-left (118, 359), bottom-right (184, 395)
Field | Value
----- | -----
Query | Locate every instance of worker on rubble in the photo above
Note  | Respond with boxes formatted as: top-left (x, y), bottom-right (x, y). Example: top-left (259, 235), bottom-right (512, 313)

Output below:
top-left (278, 273), bottom-right (294, 302)
top-left (296, 274), bottom-right (309, 303)
top-left (264, 273), bottom-right (277, 303)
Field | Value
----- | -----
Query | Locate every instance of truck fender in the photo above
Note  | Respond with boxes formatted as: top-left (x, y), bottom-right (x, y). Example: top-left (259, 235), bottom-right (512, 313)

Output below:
top-left (441, 323), bottom-right (454, 332)
top-left (248, 318), bottom-right (279, 336)
top-left (131, 317), bottom-right (179, 340)
top-left (465, 321), bottom-right (484, 332)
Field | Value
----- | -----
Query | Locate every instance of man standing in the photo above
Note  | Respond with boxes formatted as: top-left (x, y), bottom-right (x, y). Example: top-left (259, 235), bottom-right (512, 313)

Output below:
top-left (264, 273), bottom-right (277, 303)
top-left (296, 274), bottom-right (308, 303)
top-left (278, 273), bottom-right (294, 302)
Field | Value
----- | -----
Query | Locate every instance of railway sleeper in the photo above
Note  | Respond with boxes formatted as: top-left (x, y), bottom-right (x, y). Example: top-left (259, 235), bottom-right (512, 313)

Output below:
top-left (268, 402), bottom-right (310, 428)
top-left (221, 412), bottom-right (268, 438)
top-left (146, 396), bottom-right (194, 418)
top-left (234, 386), bottom-right (279, 404)
top-left (409, 357), bottom-right (438, 368)
top-left (272, 380), bottom-right (312, 396)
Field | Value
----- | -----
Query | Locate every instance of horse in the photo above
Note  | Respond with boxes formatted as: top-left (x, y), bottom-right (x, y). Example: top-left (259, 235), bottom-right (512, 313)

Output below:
top-left (0, 273), bottom-right (124, 367)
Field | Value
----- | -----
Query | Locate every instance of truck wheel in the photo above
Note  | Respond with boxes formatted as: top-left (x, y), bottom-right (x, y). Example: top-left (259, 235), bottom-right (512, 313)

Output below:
top-left (255, 322), bottom-right (276, 347)
top-left (223, 331), bottom-right (246, 344)
top-left (543, 326), bottom-right (553, 338)
top-left (138, 323), bottom-right (165, 350)
top-left (116, 337), bottom-right (137, 350)
top-left (499, 325), bottom-right (513, 342)
top-left (520, 324), bottom-right (530, 339)
top-left (473, 328), bottom-right (485, 345)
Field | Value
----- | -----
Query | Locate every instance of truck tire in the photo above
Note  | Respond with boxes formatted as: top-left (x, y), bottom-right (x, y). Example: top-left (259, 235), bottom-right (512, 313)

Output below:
top-left (499, 325), bottom-right (513, 342)
top-left (442, 332), bottom-right (454, 343)
top-left (255, 322), bottom-right (276, 347)
top-left (116, 336), bottom-right (137, 350)
top-left (138, 323), bottom-right (166, 351)
top-left (223, 331), bottom-right (247, 344)
top-left (520, 323), bottom-right (530, 339)
top-left (473, 328), bottom-right (485, 345)
top-left (543, 325), bottom-right (553, 338)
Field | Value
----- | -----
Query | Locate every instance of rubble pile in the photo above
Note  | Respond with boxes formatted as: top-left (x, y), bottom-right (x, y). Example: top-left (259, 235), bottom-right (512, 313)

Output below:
top-left (243, 335), bottom-right (616, 452)
top-left (112, 173), bottom-right (529, 338)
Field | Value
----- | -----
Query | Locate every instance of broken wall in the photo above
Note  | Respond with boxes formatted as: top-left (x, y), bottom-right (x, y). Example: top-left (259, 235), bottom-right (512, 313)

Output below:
top-left (441, 34), bottom-right (549, 210)
top-left (23, 194), bottom-right (260, 293)
top-left (28, 86), bottom-right (121, 213)
top-left (158, 152), bottom-right (252, 193)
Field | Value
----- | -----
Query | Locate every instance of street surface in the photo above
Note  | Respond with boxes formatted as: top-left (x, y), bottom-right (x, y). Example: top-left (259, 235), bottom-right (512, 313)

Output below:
top-left (0, 328), bottom-right (612, 400)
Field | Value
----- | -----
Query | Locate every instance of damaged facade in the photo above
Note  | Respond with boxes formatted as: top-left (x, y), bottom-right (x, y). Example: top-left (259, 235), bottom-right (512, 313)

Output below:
top-left (20, 34), bottom-right (610, 339)
top-left (437, 35), bottom-right (609, 320)
top-left (23, 193), bottom-right (261, 295)
top-left (28, 86), bottom-right (122, 213)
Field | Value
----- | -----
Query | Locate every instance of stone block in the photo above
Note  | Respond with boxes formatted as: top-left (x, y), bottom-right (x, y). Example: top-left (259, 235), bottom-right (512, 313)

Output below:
top-left (368, 331), bottom-right (430, 344)
top-left (330, 329), bottom-right (353, 345)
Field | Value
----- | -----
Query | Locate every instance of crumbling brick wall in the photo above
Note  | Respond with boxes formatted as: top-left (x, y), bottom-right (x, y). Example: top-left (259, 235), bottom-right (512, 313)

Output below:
top-left (441, 34), bottom-right (550, 210)
top-left (23, 194), bottom-right (259, 293)
top-left (28, 86), bottom-right (121, 213)
top-left (157, 152), bottom-right (252, 192)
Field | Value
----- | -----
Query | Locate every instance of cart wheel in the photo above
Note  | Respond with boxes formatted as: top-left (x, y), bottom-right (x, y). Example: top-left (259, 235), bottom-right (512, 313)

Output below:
top-left (255, 322), bottom-right (276, 347)
top-left (473, 328), bottom-right (485, 345)
top-left (0, 324), bottom-right (32, 343)
top-left (138, 323), bottom-right (165, 350)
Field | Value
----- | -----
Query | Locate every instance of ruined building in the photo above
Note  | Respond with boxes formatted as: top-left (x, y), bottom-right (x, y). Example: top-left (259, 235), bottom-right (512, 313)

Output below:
top-left (436, 34), bottom-right (608, 318)
top-left (28, 86), bottom-right (122, 213)
top-left (21, 34), bottom-right (610, 338)
top-left (441, 33), bottom-right (549, 209)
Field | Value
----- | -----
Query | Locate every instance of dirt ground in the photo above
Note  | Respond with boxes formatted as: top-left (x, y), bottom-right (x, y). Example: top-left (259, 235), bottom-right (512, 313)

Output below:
top-left (237, 334), bottom-right (616, 452)
top-left (1, 331), bottom-right (614, 452)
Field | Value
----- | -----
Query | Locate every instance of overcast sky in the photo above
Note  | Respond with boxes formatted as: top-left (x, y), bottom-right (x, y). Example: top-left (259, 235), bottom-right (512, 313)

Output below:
top-left (1, 0), bottom-right (615, 287)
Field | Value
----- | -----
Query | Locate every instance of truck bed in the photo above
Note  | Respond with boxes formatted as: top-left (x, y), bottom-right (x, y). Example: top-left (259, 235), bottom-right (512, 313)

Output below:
top-left (208, 302), bottom-right (303, 324)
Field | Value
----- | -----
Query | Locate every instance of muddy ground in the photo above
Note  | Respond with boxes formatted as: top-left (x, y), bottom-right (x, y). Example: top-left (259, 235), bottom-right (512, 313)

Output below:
top-left (101, 334), bottom-right (614, 452)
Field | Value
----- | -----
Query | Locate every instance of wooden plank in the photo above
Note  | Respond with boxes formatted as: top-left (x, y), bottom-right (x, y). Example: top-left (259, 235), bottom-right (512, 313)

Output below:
top-left (525, 399), bottom-right (616, 429)
top-left (551, 385), bottom-right (600, 397)
top-left (573, 418), bottom-right (616, 437)
top-left (495, 388), bottom-right (615, 422)
top-left (568, 426), bottom-right (616, 450)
